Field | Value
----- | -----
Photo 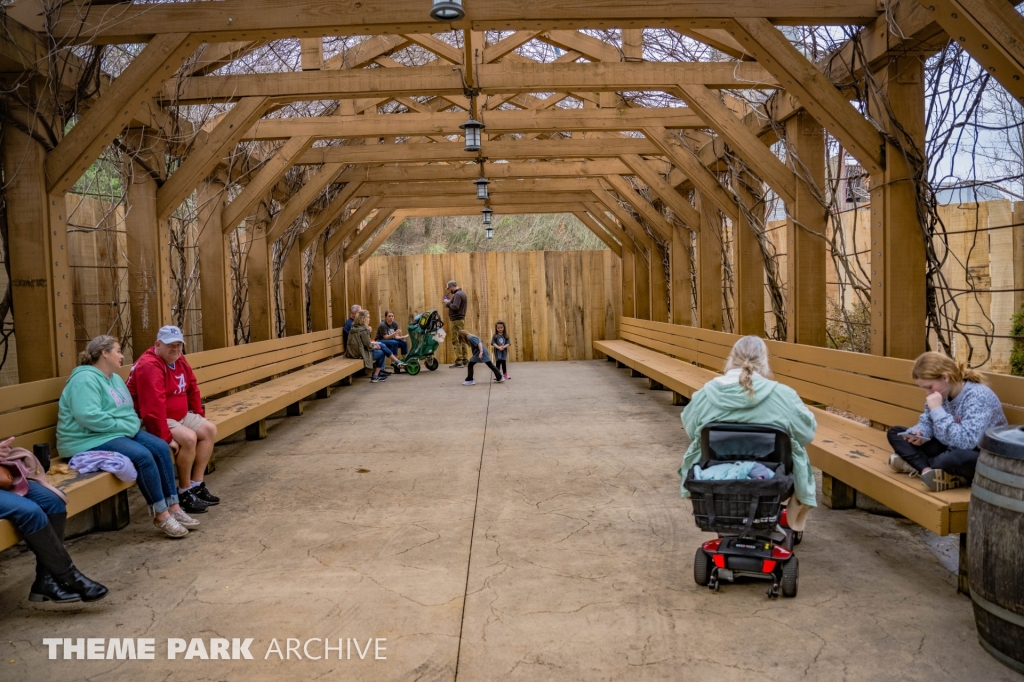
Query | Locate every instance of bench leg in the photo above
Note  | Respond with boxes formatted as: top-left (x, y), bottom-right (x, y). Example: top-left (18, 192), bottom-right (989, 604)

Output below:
top-left (672, 391), bottom-right (690, 407)
top-left (616, 360), bottom-right (627, 369)
top-left (315, 387), bottom-right (331, 399)
top-left (630, 368), bottom-right (643, 378)
top-left (648, 379), bottom-right (665, 391)
top-left (341, 374), bottom-right (354, 386)
top-left (287, 401), bottom-right (303, 417)
top-left (93, 490), bottom-right (130, 532)
top-left (246, 419), bottom-right (267, 441)
top-left (958, 531), bottom-right (970, 596)
top-left (822, 473), bottom-right (857, 510)
top-left (205, 450), bottom-right (216, 475)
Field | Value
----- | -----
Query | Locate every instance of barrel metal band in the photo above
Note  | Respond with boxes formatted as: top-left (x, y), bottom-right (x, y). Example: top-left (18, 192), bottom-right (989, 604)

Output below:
top-left (972, 589), bottom-right (1024, 630)
top-left (977, 461), bottom-right (1024, 490)
top-left (971, 485), bottom-right (1024, 514)
top-left (978, 637), bottom-right (1024, 675)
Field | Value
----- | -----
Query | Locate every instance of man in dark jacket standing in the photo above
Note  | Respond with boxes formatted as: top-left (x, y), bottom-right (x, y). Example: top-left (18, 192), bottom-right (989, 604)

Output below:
top-left (444, 280), bottom-right (468, 367)
top-left (127, 326), bottom-right (219, 514)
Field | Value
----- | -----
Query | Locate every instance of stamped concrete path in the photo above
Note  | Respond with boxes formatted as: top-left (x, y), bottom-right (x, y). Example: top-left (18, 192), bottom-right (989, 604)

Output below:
top-left (0, 360), bottom-right (1017, 681)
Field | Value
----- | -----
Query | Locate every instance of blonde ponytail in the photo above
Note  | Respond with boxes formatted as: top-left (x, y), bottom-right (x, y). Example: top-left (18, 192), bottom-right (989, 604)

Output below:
top-left (724, 336), bottom-right (772, 398)
top-left (912, 352), bottom-right (986, 386)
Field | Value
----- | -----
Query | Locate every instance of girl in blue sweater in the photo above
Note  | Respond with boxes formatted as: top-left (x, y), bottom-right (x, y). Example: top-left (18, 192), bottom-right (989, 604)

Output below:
top-left (887, 352), bottom-right (1007, 490)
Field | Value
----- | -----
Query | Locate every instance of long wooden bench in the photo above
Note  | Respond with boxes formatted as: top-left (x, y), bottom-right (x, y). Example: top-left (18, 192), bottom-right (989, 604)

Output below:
top-left (596, 318), bottom-right (1024, 540)
top-left (0, 329), bottom-right (362, 551)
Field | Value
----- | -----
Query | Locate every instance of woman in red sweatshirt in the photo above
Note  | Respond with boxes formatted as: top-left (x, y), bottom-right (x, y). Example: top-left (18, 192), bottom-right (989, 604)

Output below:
top-left (127, 326), bottom-right (220, 515)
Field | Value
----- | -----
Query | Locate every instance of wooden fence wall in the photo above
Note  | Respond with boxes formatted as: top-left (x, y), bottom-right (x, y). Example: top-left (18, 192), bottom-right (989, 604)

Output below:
top-left (359, 251), bottom-right (621, 363)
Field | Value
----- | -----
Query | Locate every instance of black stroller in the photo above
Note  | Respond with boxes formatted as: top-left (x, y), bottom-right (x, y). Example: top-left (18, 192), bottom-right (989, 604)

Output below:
top-left (684, 423), bottom-right (801, 598)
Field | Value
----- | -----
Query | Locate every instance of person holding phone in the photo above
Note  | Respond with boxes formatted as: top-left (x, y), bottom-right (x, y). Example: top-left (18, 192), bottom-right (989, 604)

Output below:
top-left (443, 280), bottom-right (469, 368)
top-left (887, 352), bottom-right (1007, 490)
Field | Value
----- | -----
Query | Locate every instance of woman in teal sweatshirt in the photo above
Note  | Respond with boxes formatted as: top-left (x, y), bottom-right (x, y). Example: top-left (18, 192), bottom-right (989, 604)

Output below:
top-left (57, 336), bottom-right (195, 538)
top-left (679, 336), bottom-right (818, 530)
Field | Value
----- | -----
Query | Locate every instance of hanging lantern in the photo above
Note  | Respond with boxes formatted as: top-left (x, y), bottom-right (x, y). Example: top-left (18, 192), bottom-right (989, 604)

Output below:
top-left (460, 118), bottom-right (484, 152)
top-left (485, 226), bottom-right (494, 239)
top-left (429, 0), bottom-right (465, 20)
top-left (474, 177), bottom-right (490, 200)
top-left (482, 207), bottom-right (493, 226)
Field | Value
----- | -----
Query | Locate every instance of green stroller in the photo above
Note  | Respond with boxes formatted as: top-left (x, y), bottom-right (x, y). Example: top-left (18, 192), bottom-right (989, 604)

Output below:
top-left (402, 310), bottom-right (444, 375)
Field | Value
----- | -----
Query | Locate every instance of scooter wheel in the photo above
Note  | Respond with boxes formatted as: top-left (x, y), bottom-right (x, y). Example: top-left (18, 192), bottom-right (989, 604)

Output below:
top-left (694, 548), bottom-right (712, 586)
top-left (781, 556), bottom-right (799, 598)
top-left (425, 357), bottom-right (439, 371)
top-left (405, 361), bottom-right (421, 376)
top-left (793, 531), bottom-right (803, 546)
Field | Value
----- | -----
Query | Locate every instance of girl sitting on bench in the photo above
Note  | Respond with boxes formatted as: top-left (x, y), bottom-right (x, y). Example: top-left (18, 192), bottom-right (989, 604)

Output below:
top-left (887, 352), bottom-right (1007, 490)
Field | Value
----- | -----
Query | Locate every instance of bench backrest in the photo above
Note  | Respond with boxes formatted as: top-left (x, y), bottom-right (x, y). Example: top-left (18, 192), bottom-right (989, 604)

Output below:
top-left (619, 317), bottom-right (1024, 427)
top-left (0, 329), bottom-right (345, 456)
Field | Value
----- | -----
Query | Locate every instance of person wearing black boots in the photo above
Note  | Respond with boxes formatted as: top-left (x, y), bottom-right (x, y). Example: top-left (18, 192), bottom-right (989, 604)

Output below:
top-left (0, 440), bottom-right (107, 603)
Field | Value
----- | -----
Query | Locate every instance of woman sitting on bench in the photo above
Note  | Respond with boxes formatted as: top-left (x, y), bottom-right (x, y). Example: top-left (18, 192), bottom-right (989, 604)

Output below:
top-left (57, 335), bottom-right (198, 539)
top-left (887, 352), bottom-right (1007, 490)
top-left (679, 336), bottom-right (818, 530)
top-left (0, 439), bottom-right (107, 603)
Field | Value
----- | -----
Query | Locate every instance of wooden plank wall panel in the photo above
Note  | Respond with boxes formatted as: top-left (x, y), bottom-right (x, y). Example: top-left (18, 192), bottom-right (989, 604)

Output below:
top-left (359, 250), bottom-right (620, 363)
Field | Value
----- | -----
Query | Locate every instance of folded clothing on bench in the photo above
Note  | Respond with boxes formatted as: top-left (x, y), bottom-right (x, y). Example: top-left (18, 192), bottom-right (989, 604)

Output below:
top-left (68, 452), bottom-right (137, 482)
top-left (692, 461), bottom-right (776, 481)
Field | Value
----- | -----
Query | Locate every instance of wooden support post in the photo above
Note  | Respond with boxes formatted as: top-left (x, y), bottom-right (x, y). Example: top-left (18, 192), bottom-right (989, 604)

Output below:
top-left (205, 452), bottom-right (216, 475)
top-left (330, 253), bottom-right (347, 329)
top-left (247, 222), bottom-right (273, 342)
top-left (1015, 202), bottom-right (1024, 315)
top-left (630, 368), bottom-right (644, 378)
top-left (673, 391), bottom-right (690, 407)
top-left (822, 473), bottom-right (857, 509)
top-left (345, 256), bottom-right (363, 310)
top-left (621, 243), bottom-right (636, 318)
top-left (634, 248), bottom-right (651, 320)
top-left (282, 243), bottom-right (306, 336)
top-left (2, 105), bottom-right (75, 380)
top-left (340, 374), bottom-right (354, 387)
top-left (286, 401), bottom-right (303, 417)
top-left (245, 419), bottom-right (267, 440)
top-left (650, 244), bottom-right (669, 323)
top-left (124, 130), bottom-right (172, 357)
top-left (785, 112), bottom-right (827, 346)
top-left (697, 191), bottom-right (724, 331)
top-left (92, 489), bottom-right (130, 532)
top-left (198, 179), bottom-right (232, 350)
top-left (315, 387), bottom-right (331, 399)
top-left (959, 531), bottom-right (970, 596)
top-left (616, 360), bottom-right (627, 369)
top-left (869, 56), bottom-right (927, 359)
top-left (648, 378), bottom-right (665, 391)
top-left (300, 37), bottom-right (323, 71)
top-left (309, 243), bottom-right (329, 332)
top-left (734, 177), bottom-right (766, 337)
top-left (671, 225), bottom-right (693, 326)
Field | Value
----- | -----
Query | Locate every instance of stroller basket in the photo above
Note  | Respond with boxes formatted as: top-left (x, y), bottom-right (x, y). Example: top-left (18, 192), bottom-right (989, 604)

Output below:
top-left (684, 462), bottom-right (793, 535)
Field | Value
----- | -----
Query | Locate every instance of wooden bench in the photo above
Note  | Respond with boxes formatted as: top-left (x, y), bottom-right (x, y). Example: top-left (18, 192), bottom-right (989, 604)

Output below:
top-left (596, 318), bottom-right (1024, 541)
top-left (0, 329), bottom-right (362, 551)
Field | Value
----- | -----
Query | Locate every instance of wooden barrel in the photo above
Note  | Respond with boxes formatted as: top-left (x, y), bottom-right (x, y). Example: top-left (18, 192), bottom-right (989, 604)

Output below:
top-left (969, 426), bottom-right (1024, 674)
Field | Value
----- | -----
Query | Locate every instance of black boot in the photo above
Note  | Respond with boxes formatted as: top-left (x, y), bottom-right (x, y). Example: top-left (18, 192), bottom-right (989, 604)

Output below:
top-left (23, 522), bottom-right (107, 603)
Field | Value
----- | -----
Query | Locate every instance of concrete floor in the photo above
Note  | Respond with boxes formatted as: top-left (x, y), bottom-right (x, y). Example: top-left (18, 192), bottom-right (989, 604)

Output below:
top-left (0, 360), bottom-right (1019, 681)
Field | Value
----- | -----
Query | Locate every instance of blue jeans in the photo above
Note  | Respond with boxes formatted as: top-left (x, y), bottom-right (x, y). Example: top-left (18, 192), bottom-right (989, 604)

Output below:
top-left (98, 431), bottom-right (178, 515)
top-left (371, 349), bottom-right (385, 369)
top-left (378, 339), bottom-right (407, 357)
top-left (0, 481), bottom-right (67, 535)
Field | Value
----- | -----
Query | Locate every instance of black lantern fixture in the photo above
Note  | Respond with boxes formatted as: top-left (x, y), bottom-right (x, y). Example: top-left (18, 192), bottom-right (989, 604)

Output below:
top-left (485, 226), bottom-right (494, 239)
top-left (481, 206), bottom-right (493, 226)
top-left (460, 118), bottom-right (484, 152)
top-left (429, 0), bottom-right (464, 20)
top-left (474, 177), bottom-right (490, 200)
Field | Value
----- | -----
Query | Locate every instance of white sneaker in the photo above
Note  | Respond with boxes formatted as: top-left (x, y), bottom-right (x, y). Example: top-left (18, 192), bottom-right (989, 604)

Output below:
top-left (171, 509), bottom-right (200, 528)
top-left (462, 380), bottom-right (475, 386)
top-left (888, 454), bottom-right (916, 475)
top-left (494, 376), bottom-right (505, 383)
top-left (154, 515), bottom-right (189, 538)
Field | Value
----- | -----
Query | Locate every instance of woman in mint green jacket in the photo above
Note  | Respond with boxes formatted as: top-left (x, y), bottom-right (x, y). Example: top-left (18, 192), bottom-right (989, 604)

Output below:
top-left (57, 336), bottom-right (194, 538)
top-left (679, 336), bottom-right (818, 530)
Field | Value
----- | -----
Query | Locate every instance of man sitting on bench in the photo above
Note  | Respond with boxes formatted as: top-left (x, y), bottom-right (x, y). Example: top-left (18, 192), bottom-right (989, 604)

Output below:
top-left (127, 326), bottom-right (219, 515)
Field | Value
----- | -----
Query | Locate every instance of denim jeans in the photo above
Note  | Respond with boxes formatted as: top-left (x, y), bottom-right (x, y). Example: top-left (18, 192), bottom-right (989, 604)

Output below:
top-left (0, 481), bottom-right (67, 535)
top-left (886, 426), bottom-right (980, 482)
top-left (98, 431), bottom-right (178, 514)
top-left (371, 349), bottom-right (385, 369)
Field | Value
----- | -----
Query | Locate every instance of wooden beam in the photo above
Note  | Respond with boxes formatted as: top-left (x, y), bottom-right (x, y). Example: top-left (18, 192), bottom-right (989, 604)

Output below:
top-left (603, 174), bottom-right (674, 242)
top-left (157, 97), bottom-right (271, 220)
top-left (346, 210), bottom-right (398, 261)
top-left (298, 181), bottom-right (366, 250)
top-left (357, 211), bottom-right (410, 264)
top-left (643, 125), bottom-right (740, 224)
top-left (325, 197), bottom-right (384, 256)
top-left (166, 61), bottom-right (776, 104)
top-left (281, 243), bottom-right (306, 336)
top-left (404, 33), bottom-right (463, 64)
top-left (785, 112), bottom-right (826, 346)
top-left (330, 253), bottom-right (347, 328)
top-left (325, 35), bottom-right (409, 70)
top-left (246, 222), bottom-right (273, 342)
top-left (240, 107), bottom-right (706, 141)
top-left (222, 135), bottom-right (314, 230)
top-left (197, 178), bottom-right (232, 350)
top-left (263, 163), bottom-right (349, 241)
top-left (45, 33), bottom-right (198, 194)
top-left (379, 191), bottom-right (597, 210)
top-left (592, 192), bottom-right (655, 251)
top-left (671, 223), bottom-right (693, 325)
top-left (573, 211), bottom-right (624, 257)
top-left (483, 31), bottom-right (542, 63)
top-left (696, 191), bottom-right (724, 331)
top-left (729, 18), bottom-right (885, 173)
top-left (354, 176), bottom-right (602, 197)
top-left (309, 243), bottom-right (329, 331)
top-left (300, 37), bottom-right (324, 70)
top-left (620, 154), bottom-right (700, 229)
top-left (57, 3), bottom-right (883, 45)
top-left (335, 159), bottom-right (632, 183)
top-left (298, 138), bottom-right (659, 165)
top-left (675, 84), bottom-right (797, 205)
top-left (732, 176), bottom-right (765, 336)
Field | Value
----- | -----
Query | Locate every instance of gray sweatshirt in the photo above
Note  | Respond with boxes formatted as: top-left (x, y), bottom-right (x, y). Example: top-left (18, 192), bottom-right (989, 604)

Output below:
top-left (909, 381), bottom-right (1007, 450)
